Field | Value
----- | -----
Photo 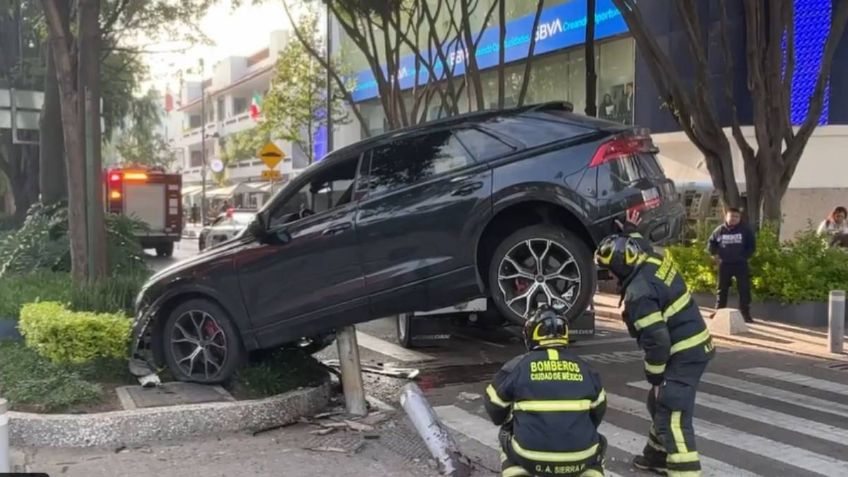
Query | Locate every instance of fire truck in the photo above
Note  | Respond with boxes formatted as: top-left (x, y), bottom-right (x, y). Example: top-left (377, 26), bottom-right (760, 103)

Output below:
top-left (104, 167), bottom-right (182, 257)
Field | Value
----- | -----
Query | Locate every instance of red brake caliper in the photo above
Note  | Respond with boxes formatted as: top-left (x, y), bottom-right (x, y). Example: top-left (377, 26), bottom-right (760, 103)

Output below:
top-left (204, 320), bottom-right (221, 341)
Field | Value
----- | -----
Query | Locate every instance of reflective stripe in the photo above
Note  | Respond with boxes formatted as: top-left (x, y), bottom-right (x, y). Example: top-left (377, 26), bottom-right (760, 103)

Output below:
top-left (663, 292), bottom-right (693, 321)
top-left (503, 466), bottom-right (531, 477)
top-left (666, 472), bottom-right (702, 477)
top-left (647, 438), bottom-right (665, 452)
top-left (500, 451), bottom-right (508, 463)
top-left (539, 338), bottom-right (569, 346)
top-left (645, 257), bottom-right (663, 266)
top-left (511, 438), bottom-right (599, 463)
top-left (513, 399), bottom-right (592, 412)
top-left (670, 411), bottom-right (688, 453)
top-left (486, 384), bottom-right (510, 408)
top-left (634, 311), bottom-right (664, 330)
top-left (645, 361), bottom-right (667, 375)
top-left (591, 389), bottom-right (606, 409)
top-left (630, 232), bottom-right (644, 238)
top-left (668, 451), bottom-right (700, 463)
top-left (547, 348), bottom-right (560, 361)
top-left (670, 328), bottom-right (711, 355)
top-left (580, 470), bottom-right (604, 477)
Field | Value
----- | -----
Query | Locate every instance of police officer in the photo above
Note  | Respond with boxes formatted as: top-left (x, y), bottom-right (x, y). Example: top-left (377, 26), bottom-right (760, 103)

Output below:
top-left (595, 216), bottom-right (714, 476)
top-left (484, 307), bottom-right (607, 477)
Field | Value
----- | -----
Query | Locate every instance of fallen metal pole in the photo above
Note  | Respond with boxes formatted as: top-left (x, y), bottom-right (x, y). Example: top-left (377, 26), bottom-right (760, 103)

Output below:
top-left (336, 326), bottom-right (367, 416)
top-left (400, 383), bottom-right (471, 477)
top-left (0, 398), bottom-right (9, 473)
top-left (829, 290), bottom-right (845, 354)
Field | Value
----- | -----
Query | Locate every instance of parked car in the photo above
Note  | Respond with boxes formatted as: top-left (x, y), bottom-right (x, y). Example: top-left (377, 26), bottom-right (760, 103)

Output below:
top-left (130, 102), bottom-right (684, 383)
top-left (198, 209), bottom-right (256, 251)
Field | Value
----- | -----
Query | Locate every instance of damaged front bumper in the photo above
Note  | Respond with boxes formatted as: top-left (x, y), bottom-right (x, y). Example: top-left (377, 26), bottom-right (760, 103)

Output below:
top-left (128, 303), bottom-right (162, 386)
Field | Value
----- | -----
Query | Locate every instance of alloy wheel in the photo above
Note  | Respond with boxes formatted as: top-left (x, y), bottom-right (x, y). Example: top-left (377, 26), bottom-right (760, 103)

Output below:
top-left (496, 238), bottom-right (581, 320)
top-left (170, 310), bottom-right (228, 380)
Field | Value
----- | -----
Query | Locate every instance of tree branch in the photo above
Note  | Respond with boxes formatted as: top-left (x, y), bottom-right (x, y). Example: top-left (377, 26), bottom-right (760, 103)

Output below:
top-left (517, 0), bottom-right (545, 106)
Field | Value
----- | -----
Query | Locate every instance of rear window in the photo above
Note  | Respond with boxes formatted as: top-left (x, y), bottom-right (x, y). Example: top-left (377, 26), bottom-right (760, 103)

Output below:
top-left (597, 153), bottom-right (665, 197)
top-left (479, 116), bottom-right (592, 148)
top-left (454, 128), bottom-right (515, 161)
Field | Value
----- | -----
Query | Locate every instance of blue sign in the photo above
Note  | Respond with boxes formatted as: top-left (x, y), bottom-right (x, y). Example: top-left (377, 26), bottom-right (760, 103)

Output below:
top-left (789, 0), bottom-right (829, 125)
top-left (350, 0), bottom-right (628, 102)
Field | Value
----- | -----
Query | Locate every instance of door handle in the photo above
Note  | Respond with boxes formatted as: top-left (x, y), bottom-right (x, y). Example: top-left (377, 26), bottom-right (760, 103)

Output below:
top-left (322, 223), bottom-right (352, 236)
top-left (452, 182), bottom-right (483, 196)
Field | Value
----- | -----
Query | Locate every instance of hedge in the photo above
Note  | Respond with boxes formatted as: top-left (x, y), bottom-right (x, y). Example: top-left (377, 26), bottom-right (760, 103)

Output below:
top-left (18, 302), bottom-right (132, 364)
top-left (667, 226), bottom-right (848, 304)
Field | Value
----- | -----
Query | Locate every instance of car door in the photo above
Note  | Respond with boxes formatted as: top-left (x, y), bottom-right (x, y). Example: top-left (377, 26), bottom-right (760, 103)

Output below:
top-left (235, 154), bottom-right (368, 347)
top-left (355, 129), bottom-right (493, 317)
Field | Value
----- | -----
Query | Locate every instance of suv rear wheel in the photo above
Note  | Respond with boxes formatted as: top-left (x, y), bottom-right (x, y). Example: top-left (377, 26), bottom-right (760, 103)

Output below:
top-left (488, 225), bottom-right (594, 325)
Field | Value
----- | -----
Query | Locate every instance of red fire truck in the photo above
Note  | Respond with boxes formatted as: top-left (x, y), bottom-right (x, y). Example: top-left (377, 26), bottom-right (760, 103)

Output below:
top-left (104, 167), bottom-right (182, 257)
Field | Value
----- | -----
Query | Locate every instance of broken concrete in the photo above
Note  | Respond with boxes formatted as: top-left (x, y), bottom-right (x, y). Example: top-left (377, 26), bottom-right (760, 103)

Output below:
top-left (707, 309), bottom-right (749, 336)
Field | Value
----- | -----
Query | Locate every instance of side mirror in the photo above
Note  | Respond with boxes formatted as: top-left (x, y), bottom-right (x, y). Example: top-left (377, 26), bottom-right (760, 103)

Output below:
top-left (247, 216), bottom-right (266, 240)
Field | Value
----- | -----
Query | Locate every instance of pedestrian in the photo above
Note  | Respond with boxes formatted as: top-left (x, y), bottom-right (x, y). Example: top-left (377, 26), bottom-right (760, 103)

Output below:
top-left (707, 207), bottom-right (756, 323)
top-left (190, 203), bottom-right (200, 224)
top-left (595, 211), bottom-right (713, 476)
top-left (484, 306), bottom-right (607, 477)
top-left (816, 206), bottom-right (848, 248)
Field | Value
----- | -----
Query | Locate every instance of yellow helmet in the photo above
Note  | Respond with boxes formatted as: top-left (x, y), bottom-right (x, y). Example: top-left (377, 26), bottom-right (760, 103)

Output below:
top-left (595, 234), bottom-right (645, 281)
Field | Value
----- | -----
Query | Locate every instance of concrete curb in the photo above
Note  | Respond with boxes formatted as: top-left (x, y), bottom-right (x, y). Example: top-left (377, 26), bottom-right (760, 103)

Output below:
top-left (9, 382), bottom-right (330, 448)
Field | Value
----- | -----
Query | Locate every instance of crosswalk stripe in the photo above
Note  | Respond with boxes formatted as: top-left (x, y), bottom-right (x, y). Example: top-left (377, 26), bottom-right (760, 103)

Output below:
top-left (434, 405), bottom-right (627, 477)
top-left (702, 373), bottom-right (848, 419)
top-left (741, 367), bottom-right (848, 395)
top-left (599, 422), bottom-right (759, 477)
top-left (354, 330), bottom-right (436, 362)
top-left (628, 381), bottom-right (848, 445)
top-left (607, 392), bottom-right (848, 476)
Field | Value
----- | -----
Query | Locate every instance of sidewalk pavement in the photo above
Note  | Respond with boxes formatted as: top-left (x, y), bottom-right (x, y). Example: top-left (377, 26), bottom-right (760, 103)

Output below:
top-left (594, 293), bottom-right (848, 362)
top-left (16, 421), bottom-right (436, 477)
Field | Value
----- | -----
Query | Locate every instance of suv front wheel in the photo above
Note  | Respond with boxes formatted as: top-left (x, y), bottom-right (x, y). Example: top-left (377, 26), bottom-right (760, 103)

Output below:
top-left (488, 225), bottom-right (594, 325)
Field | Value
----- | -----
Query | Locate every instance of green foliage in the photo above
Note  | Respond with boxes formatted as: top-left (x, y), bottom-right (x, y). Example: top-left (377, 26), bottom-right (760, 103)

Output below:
top-left (0, 202), bottom-right (149, 279)
top-left (219, 128), bottom-right (272, 182)
top-left (667, 224), bottom-right (848, 304)
top-left (113, 89), bottom-right (176, 167)
top-left (19, 302), bottom-right (131, 364)
top-left (230, 348), bottom-right (329, 399)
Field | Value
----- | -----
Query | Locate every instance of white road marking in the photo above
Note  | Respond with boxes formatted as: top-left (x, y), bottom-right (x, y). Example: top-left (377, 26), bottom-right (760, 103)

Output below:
top-left (607, 392), bottom-right (848, 476)
top-left (628, 381), bottom-right (848, 445)
top-left (354, 330), bottom-right (436, 362)
top-left (741, 367), bottom-right (848, 395)
top-left (702, 373), bottom-right (848, 419)
top-left (435, 406), bottom-right (626, 477)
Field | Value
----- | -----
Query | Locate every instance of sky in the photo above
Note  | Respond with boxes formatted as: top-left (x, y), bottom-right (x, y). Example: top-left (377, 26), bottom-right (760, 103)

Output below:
top-left (143, 0), bottom-right (291, 94)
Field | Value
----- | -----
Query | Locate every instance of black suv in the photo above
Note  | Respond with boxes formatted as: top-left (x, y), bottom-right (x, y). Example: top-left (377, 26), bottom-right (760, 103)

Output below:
top-left (131, 102), bottom-right (684, 383)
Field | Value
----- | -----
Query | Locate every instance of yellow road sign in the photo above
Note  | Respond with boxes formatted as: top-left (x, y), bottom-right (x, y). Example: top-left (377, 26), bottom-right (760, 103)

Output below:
top-left (261, 169), bottom-right (281, 180)
top-left (257, 142), bottom-right (285, 169)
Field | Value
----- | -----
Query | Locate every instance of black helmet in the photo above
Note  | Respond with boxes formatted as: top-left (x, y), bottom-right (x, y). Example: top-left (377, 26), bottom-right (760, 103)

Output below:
top-left (523, 306), bottom-right (569, 350)
top-left (595, 234), bottom-right (645, 282)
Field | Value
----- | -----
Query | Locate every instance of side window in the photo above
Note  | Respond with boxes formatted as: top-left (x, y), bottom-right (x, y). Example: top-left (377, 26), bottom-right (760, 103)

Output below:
top-left (454, 128), bottom-right (515, 162)
top-left (269, 156), bottom-right (359, 228)
top-left (365, 131), bottom-right (473, 197)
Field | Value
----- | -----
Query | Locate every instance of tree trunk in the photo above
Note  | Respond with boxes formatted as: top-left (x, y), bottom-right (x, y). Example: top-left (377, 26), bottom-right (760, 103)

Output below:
top-left (497, 0), bottom-right (505, 109)
top-left (584, 0), bottom-right (597, 117)
top-left (40, 41), bottom-right (67, 205)
top-left (79, 0), bottom-right (107, 279)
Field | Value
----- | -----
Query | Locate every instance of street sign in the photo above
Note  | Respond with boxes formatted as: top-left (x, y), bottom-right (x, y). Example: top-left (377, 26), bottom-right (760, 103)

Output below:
top-left (257, 142), bottom-right (285, 169)
top-left (261, 169), bottom-right (281, 180)
top-left (210, 159), bottom-right (224, 173)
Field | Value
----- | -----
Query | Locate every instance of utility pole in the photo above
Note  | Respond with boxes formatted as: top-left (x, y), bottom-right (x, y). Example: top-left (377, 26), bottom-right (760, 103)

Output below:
top-left (199, 59), bottom-right (208, 225)
top-left (326, 3), bottom-right (333, 153)
top-left (584, 0), bottom-right (597, 118)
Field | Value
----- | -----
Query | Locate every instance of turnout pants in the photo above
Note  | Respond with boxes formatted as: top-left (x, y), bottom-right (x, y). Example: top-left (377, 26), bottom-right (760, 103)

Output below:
top-left (716, 262), bottom-right (751, 316)
top-left (643, 359), bottom-right (709, 476)
top-left (498, 427), bottom-right (607, 477)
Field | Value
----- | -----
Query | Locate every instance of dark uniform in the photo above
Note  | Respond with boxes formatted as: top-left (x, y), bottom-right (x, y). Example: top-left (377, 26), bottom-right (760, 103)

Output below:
top-left (707, 222), bottom-right (756, 320)
top-left (598, 231), bottom-right (714, 476)
top-left (484, 346), bottom-right (607, 477)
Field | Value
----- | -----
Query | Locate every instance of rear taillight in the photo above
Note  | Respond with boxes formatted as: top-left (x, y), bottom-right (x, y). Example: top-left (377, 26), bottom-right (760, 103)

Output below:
top-left (589, 133), bottom-right (656, 168)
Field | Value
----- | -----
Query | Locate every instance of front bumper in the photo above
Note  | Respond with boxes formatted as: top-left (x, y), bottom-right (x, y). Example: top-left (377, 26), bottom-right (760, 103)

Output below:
top-left (128, 303), bottom-right (159, 379)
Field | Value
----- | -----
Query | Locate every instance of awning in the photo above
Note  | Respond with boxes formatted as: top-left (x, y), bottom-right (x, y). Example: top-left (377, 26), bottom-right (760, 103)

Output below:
top-left (181, 185), bottom-right (204, 197)
top-left (206, 183), bottom-right (261, 199)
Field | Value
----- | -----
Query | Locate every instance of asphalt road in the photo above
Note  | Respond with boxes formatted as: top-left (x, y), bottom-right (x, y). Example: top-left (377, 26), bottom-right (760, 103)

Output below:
top-left (145, 237), bottom-right (199, 273)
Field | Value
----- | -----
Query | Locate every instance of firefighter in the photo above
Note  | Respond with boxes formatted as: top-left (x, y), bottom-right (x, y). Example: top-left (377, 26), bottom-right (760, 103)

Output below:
top-left (595, 214), bottom-right (714, 476)
top-left (484, 307), bottom-right (607, 477)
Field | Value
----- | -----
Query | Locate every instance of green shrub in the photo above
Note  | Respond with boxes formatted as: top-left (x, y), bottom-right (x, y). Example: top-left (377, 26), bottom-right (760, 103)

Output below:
top-left (19, 302), bottom-right (131, 364)
top-left (667, 224), bottom-right (848, 304)
top-left (231, 348), bottom-right (329, 399)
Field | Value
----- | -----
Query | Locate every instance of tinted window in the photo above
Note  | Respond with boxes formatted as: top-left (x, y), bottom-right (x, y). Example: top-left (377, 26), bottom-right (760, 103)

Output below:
top-left (269, 157), bottom-right (358, 228)
top-left (454, 128), bottom-right (514, 161)
top-left (480, 116), bottom-right (592, 147)
top-left (365, 131), bottom-right (473, 196)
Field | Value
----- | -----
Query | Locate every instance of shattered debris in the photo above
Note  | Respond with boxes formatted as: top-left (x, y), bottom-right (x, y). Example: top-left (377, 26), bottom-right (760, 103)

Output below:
top-left (321, 359), bottom-right (420, 379)
top-left (457, 392), bottom-right (481, 401)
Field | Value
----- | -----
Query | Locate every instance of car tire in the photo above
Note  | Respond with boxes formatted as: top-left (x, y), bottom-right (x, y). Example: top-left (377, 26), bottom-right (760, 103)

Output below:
top-left (156, 242), bottom-right (174, 257)
top-left (396, 313), bottom-right (415, 348)
top-left (162, 298), bottom-right (245, 384)
top-left (488, 224), bottom-right (595, 325)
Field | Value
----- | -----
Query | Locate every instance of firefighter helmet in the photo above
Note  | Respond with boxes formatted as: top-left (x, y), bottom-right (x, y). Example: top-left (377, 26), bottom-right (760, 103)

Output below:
top-left (523, 306), bottom-right (570, 350)
top-left (595, 234), bottom-right (645, 282)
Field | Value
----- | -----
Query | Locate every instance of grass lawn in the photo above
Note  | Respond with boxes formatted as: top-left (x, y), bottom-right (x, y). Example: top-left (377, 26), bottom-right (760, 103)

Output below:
top-left (227, 348), bottom-right (330, 400)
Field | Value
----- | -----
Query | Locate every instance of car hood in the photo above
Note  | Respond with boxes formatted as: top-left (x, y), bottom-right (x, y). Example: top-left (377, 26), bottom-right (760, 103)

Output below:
top-left (146, 236), bottom-right (249, 284)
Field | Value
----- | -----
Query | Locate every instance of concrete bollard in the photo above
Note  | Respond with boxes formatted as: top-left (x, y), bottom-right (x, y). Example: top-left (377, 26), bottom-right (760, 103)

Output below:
top-left (829, 290), bottom-right (845, 354)
top-left (0, 398), bottom-right (9, 473)
top-left (400, 383), bottom-right (471, 477)
top-left (336, 326), bottom-right (368, 416)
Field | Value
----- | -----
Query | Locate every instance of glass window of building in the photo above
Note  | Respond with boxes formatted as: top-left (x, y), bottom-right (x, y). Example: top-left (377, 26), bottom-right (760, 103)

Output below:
top-left (597, 38), bottom-right (635, 125)
top-left (233, 97), bottom-right (248, 116)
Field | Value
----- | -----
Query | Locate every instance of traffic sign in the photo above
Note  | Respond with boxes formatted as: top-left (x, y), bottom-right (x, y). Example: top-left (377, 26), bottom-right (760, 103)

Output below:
top-left (257, 142), bottom-right (285, 169)
top-left (261, 169), bottom-right (281, 180)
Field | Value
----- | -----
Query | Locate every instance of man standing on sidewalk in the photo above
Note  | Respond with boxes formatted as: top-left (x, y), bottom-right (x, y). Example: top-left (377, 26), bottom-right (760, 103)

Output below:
top-left (708, 208), bottom-right (756, 323)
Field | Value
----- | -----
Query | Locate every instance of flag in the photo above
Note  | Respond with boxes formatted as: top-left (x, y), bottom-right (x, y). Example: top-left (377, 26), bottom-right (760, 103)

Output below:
top-left (249, 92), bottom-right (262, 120)
top-left (164, 88), bottom-right (174, 112)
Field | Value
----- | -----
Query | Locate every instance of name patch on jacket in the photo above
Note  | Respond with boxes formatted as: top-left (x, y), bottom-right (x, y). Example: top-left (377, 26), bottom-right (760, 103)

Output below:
top-left (529, 359), bottom-right (584, 382)
top-left (719, 233), bottom-right (743, 245)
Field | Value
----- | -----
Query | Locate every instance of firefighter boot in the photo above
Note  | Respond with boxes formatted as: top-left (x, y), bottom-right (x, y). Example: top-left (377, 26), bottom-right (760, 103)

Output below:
top-left (633, 443), bottom-right (668, 475)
